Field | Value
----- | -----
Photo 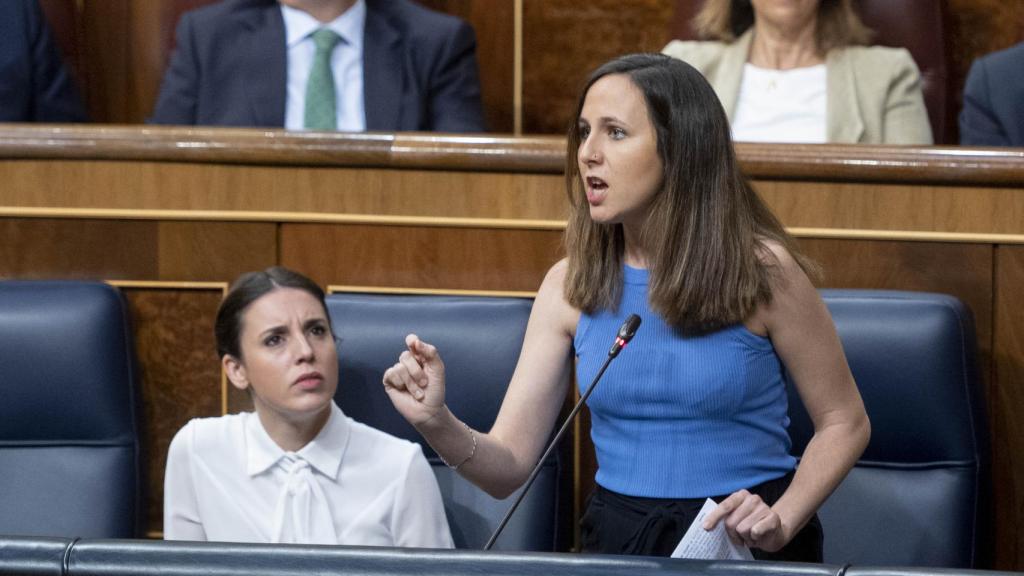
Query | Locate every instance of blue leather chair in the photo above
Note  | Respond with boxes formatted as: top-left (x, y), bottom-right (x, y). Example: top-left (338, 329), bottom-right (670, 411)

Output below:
top-left (325, 292), bottom-right (571, 551)
top-left (0, 281), bottom-right (143, 538)
top-left (787, 290), bottom-right (990, 567)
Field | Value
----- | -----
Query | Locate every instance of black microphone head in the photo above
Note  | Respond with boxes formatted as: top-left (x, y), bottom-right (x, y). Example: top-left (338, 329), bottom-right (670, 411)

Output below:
top-left (608, 314), bottom-right (642, 357)
top-left (618, 314), bottom-right (642, 343)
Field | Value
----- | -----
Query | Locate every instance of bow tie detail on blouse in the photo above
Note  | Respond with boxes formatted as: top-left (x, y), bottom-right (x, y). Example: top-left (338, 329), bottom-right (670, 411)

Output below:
top-left (271, 453), bottom-right (338, 544)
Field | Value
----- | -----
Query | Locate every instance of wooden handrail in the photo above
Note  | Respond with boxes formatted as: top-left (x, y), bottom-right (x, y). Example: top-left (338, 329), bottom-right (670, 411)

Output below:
top-left (1, 124), bottom-right (1023, 185)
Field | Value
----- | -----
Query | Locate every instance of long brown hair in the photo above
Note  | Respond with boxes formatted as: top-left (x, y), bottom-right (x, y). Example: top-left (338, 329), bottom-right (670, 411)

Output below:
top-left (564, 54), bottom-right (816, 334)
top-left (693, 0), bottom-right (872, 54)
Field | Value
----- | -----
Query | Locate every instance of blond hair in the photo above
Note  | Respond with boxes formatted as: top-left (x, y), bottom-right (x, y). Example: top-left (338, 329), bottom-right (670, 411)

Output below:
top-left (694, 0), bottom-right (873, 54)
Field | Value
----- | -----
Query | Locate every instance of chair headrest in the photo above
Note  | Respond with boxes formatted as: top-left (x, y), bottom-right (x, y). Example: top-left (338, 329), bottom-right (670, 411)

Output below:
top-left (0, 281), bottom-right (137, 442)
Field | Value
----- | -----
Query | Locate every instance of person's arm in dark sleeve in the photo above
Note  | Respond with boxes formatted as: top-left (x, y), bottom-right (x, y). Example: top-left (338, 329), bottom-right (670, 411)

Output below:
top-left (150, 13), bottom-right (201, 125)
top-left (426, 20), bottom-right (486, 133)
top-left (959, 57), bottom-right (1009, 146)
top-left (29, 0), bottom-right (87, 122)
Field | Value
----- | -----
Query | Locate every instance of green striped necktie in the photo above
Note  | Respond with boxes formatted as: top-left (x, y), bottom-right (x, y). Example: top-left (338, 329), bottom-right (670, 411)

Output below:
top-left (304, 28), bottom-right (343, 130)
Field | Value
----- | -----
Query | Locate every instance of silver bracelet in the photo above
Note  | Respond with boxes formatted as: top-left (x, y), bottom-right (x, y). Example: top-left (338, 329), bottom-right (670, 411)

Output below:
top-left (440, 421), bottom-right (477, 471)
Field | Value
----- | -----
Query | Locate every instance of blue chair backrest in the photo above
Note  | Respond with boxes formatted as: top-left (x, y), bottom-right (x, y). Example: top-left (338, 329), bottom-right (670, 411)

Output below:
top-left (0, 281), bottom-right (142, 538)
top-left (325, 292), bottom-right (571, 551)
top-left (788, 290), bottom-right (989, 567)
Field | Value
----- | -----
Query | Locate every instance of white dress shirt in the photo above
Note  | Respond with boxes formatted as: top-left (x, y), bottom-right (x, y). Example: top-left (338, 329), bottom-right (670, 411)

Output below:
top-left (164, 402), bottom-right (453, 547)
top-left (281, 1), bottom-right (366, 131)
top-left (732, 63), bottom-right (828, 143)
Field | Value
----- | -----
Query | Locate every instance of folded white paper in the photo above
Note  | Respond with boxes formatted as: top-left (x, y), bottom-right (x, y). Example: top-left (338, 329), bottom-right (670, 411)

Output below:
top-left (670, 498), bottom-right (755, 561)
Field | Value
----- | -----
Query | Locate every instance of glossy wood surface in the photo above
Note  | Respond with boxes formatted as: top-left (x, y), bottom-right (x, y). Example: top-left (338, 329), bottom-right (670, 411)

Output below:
top-left (4, 126), bottom-right (1023, 182)
top-left (281, 224), bottom-right (562, 291)
top-left (947, 0), bottom-right (1024, 112)
top-left (520, 0), bottom-right (675, 135)
top-left (123, 287), bottom-right (225, 534)
top-left (994, 245), bottom-right (1024, 568)
top-left (0, 218), bottom-right (276, 281)
top-left (1, 129), bottom-right (1022, 567)
top-left (4, 128), bottom-right (1024, 244)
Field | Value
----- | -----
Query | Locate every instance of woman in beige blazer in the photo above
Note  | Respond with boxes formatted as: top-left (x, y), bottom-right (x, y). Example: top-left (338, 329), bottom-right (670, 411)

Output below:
top-left (662, 0), bottom-right (932, 144)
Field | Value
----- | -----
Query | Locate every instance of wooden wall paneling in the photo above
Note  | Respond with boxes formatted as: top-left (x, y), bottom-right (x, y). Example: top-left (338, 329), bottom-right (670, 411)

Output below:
top-left (119, 286), bottom-right (225, 536)
top-left (127, 2), bottom-right (168, 123)
top-left (521, 0), bottom-right (675, 134)
top-left (38, 0), bottom-right (218, 124)
top-left (0, 160), bottom-right (567, 223)
top-left (947, 0), bottom-right (1024, 117)
top-left (279, 223), bottom-right (563, 291)
top-left (756, 180), bottom-right (1024, 237)
top-left (993, 245), bottom-right (1024, 569)
top-left (155, 222), bottom-right (278, 281)
top-left (467, 0), bottom-right (517, 134)
top-left (0, 219), bottom-right (278, 282)
top-left (78, 0), bottom-right (131, 123)
top-left (0, 218), bottom-right (159, 279)
top-left (418, 0), bottom-right (517, 133)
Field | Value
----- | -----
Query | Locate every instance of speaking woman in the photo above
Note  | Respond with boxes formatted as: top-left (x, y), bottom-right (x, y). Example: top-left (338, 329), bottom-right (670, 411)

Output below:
top-left (383, 54), bottom-right (869, 560)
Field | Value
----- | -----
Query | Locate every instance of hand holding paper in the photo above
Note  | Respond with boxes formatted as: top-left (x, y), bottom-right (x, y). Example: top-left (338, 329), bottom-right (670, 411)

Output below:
top-left (671, 499), bottom-right (754, 560)
top-left (703, 489), bottom-right (788, 552)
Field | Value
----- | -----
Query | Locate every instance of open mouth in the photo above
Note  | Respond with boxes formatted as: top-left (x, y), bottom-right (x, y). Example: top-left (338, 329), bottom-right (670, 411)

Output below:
top-left (585, 176), bottom-right (608, 203)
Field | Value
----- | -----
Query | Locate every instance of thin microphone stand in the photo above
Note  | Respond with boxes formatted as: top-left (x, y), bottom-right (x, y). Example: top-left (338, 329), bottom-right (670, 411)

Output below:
top-left (483, 314), bottom-right (640, 550)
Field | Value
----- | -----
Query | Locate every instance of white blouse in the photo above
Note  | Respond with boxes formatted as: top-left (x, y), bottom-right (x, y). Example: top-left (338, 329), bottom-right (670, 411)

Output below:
top-left (164, 402), bottom-right (453, 548)
top-left (732, 63), bottom-right (827, 143)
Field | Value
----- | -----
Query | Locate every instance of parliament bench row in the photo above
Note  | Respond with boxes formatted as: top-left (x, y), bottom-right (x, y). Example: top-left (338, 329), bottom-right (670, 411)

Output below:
top-left (0, 281), bottom-right (990, 567)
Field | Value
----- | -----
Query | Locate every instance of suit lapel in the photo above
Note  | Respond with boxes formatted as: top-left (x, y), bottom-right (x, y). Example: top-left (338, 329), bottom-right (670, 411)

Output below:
top-left (235, 1), bottom-right (287, 127)
top-left (362, 2), bottom-right (403, 131)
top-left (713, 29), bottom-right (754, 121)
top-left (826, 48), bottom-right (865, 143)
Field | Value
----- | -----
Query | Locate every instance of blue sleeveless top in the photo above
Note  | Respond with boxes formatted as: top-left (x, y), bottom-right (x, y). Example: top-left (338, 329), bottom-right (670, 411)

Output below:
top-left (575, 266), bottom-right (795, 498)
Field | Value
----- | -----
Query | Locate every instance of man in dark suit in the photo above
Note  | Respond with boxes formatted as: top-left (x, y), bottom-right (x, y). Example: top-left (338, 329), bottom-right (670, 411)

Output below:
top-left (0, 0), bottom-right (88, 122)
top-left (960, 42), bottom-right (1024, 147)
top-left (151, 0), bottom-right (485, 132)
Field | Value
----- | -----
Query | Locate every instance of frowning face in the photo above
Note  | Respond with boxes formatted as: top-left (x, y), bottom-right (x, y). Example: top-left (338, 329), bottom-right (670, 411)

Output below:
top-left (223, 287), bottom-right (339, 429)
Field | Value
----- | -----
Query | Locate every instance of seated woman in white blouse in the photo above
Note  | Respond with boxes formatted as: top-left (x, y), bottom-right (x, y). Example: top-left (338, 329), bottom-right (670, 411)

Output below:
top-left (662, 0), bottom-right (933, 144)
top-left (164, 267), bottom-right (453, 547)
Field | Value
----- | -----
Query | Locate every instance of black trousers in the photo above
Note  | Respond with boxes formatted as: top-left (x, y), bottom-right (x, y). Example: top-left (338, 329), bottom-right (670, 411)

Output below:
top-left (580, 471), bottom-right (823, 562)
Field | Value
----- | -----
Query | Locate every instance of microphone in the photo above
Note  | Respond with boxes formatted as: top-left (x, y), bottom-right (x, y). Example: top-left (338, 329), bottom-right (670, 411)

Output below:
top-left (483, 313), bottom-right (641, 550)
top-left (608, 313), bottom-right (642, 358)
